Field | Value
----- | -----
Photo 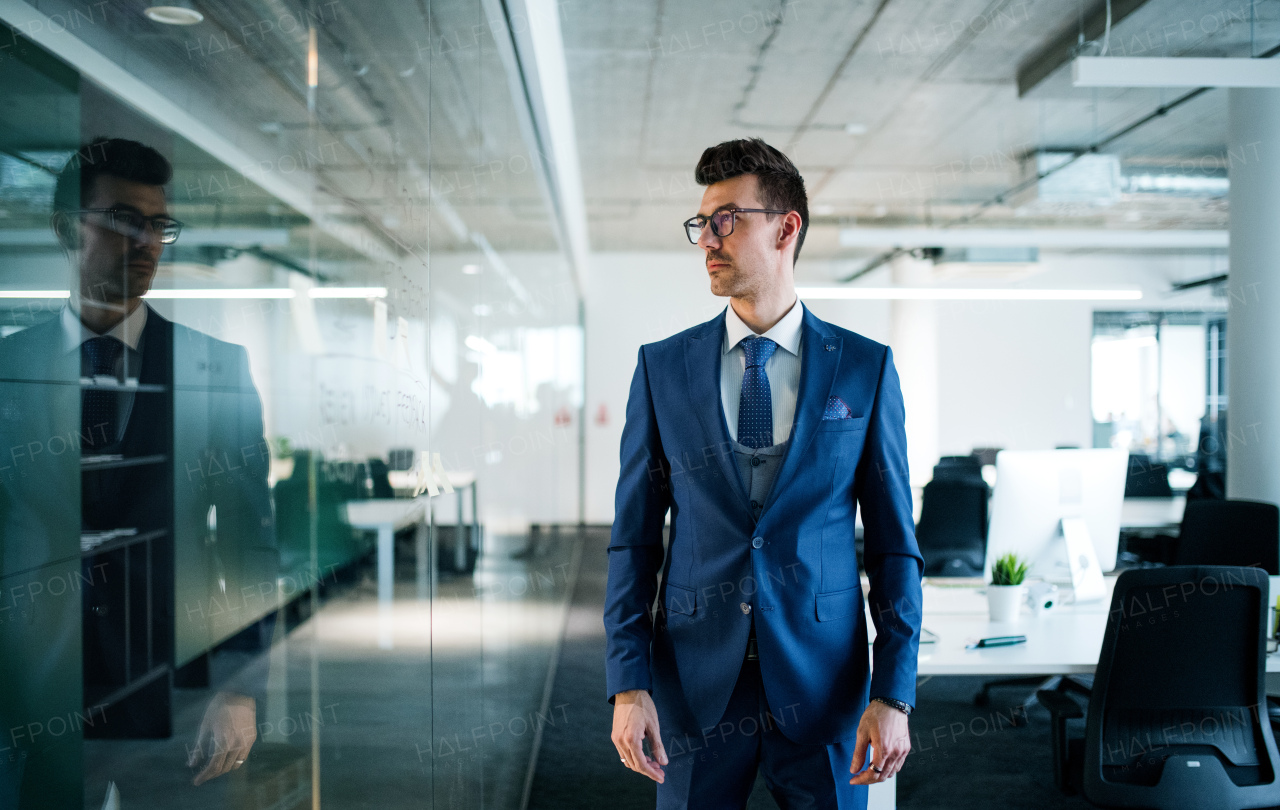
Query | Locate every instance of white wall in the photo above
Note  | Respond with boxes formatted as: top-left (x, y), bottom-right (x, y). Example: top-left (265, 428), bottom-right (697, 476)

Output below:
top-left (584, 250), bottom-right (1224, 524)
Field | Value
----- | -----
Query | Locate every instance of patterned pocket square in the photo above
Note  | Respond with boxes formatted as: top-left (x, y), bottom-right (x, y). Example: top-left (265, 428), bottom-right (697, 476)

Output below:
top-left (822, 395), bottom-right (852, 420)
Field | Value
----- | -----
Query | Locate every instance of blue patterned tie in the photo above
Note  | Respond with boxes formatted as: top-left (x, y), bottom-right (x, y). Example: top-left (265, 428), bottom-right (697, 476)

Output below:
top-left (738, 336), bottom-right (777, 449)
top-left (82, 336), bottom-right (122, 450)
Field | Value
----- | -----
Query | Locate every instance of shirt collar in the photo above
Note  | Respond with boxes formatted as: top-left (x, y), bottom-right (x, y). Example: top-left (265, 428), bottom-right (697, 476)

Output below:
top-left (62, 299), bottom-right (149, 354)
top-left (723, 296), bottom-right (803, 356)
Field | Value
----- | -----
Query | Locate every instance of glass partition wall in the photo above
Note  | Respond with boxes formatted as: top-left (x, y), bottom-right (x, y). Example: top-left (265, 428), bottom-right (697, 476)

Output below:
top-left (0, 2), bottom-right (583, 808)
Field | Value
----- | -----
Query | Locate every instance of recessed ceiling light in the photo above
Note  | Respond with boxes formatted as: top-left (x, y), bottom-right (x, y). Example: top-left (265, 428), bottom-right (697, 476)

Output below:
top-left (144, 3), bottom-right (204, 25)
top-left (462, 264), bottom-right (481, 275)
top-left (844, 123), bottom-right (868, 136)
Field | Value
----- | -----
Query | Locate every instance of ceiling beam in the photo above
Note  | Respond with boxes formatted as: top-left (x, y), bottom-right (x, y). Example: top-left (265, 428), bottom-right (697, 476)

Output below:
top-left (1016, 0), bottom-right (1152, 97)
top-left (481, 0), bottom-right (589, 297)
top-left (0, 0), bottom-right (399, 267)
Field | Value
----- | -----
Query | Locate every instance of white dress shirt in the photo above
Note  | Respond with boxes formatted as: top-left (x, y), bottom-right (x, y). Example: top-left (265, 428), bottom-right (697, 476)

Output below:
top-left (720, 297), bottom-right (803, 444)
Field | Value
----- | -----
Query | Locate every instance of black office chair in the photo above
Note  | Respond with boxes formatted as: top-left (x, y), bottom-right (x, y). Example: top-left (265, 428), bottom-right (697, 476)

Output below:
top-left (932, 455), bottom-right (984, 483)
top-left (915, 477), bottom-right (988, 576)
top-left (367, 458), bottom-right (395, 498)
top-left (1187, 413), bottom-right (1227, 501)
top-left (1174, 499), bottom-right (1280, 575)
top-left (1040, 566), bottom-right (1280, 809)
top-left (1125, 453), bottom-right (1173, 498)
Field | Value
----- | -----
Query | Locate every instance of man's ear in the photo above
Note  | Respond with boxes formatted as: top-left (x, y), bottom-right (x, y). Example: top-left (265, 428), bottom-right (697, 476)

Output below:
top-left (51, 211), bottom-right (79, 250)
top-left (776, 211), bottom-right (801, 249)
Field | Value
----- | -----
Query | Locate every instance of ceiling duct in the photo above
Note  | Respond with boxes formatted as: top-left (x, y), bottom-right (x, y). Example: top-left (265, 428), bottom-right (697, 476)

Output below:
top-left (932, 247), bottom-right (1042, 282)
top-left (1011, 151), bottom-right (1122, 208)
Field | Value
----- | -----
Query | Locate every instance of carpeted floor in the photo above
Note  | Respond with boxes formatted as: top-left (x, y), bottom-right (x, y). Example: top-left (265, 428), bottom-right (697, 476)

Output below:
top-left (527, 529), bottom-right (1089, 810)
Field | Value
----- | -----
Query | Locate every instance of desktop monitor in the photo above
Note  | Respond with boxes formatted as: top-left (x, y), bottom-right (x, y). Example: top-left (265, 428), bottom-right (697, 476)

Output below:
top-left (984, 449), bottom-right (1129, 588)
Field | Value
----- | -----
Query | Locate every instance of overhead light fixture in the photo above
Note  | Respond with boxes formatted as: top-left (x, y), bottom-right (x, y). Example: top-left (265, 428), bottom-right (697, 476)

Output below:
top-left (145, 288), bottom-right (294, 299)
top-left (0, 290), bottom-right (70, 299)
top-left (838, 228), bottom-right (1227, 249)
top-left (308, 287), bottom-right (388, 299)
top-left (797, 286), bottom-right (1142, 301)
top-left (144, 2), bottom-right (204, 25)
top-left (844, 123), bottom-right (868, 135)
top-left (464, 335), bottom-right (497, 354)
top-left (1072, 56), bottom-right (1280, 89)
top-left (462, 264), bottom-right (481, 275)
top-left (0, 287), bottom-right (391, 300)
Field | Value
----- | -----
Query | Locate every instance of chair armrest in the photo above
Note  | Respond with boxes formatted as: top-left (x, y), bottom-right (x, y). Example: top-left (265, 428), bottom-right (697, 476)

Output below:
top-left (1037, 689), bottom-right (1084, 720)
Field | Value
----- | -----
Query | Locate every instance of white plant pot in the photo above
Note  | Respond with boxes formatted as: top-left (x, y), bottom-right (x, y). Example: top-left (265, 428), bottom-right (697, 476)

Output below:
top-left (987, 584), bottom-right (1025, 623)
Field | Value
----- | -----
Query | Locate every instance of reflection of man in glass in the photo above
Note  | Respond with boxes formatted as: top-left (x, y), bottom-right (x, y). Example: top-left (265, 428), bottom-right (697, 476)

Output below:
top-left (0, 138), bottom-right (273, 797)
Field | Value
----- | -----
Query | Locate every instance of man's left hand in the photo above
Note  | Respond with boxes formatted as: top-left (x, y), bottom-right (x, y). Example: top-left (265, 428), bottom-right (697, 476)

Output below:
top-left (188, 691), bottom-right (257, 785)
top-left (849, 700), bottom-right (910, 784)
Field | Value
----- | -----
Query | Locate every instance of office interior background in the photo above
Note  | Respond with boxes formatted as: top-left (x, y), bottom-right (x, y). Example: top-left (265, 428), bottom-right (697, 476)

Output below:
top-left (0, 0), bottom-right (1275, 808)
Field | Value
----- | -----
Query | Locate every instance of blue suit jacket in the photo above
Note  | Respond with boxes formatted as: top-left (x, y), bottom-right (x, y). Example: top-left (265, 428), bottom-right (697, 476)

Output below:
top-left (603, 303), bottom-right (923, 746)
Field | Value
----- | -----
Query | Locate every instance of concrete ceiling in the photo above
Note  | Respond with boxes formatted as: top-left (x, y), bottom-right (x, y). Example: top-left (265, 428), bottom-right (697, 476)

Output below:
top-left (564, 0), bottom-right (1270, 258)
top-left (3, 0), bottom-right (1268, 270)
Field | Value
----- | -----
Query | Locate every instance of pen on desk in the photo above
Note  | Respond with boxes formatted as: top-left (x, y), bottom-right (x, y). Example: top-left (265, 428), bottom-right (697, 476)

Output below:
top-left (966, 635), bottom-right (1027, 650)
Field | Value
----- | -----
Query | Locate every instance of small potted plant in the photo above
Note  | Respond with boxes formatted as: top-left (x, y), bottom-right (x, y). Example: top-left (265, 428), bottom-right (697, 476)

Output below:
top-left (988, 552), bottom-right (1029, 623)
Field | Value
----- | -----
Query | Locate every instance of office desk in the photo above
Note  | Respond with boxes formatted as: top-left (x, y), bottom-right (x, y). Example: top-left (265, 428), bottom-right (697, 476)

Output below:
top-left (865, 574), bottom-right (1280, 810)
top-left (344, 497), bottom-right (430, 649)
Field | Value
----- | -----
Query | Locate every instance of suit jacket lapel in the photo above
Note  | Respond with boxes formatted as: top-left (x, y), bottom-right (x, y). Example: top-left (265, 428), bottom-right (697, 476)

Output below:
top-left (760, 304), bottom-right (841, 516)
top-left (685, 309), bottom-right (751, 514)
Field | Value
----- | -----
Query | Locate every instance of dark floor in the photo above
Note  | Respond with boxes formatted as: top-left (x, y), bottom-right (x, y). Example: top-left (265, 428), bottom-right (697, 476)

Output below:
top-left (82, 530), bottom-right (580, 810)
top-left (527, 529), bottom-right (1091, 810)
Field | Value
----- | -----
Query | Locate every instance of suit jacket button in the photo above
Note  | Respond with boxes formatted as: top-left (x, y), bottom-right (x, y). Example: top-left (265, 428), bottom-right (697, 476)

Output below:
top-left (740, 602), bottom-right (751, 614)
top-left (751, 536), bottom-right (764, 549)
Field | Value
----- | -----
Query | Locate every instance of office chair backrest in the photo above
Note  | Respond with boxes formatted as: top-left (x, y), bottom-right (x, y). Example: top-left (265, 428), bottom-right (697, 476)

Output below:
top-left (367, 458), bottom-right (395, 499)
top-left (932, 455), bottom-right (984, 482)
top-left (387, 448), bottom-right (415, 472)
top-left (1176, 500), bottom-right (1280, 576)
top-left (1125, 453), bottom-right (1173, 497)
top-left (916, 478), bottom-right (988, 576)
top-left (1083, 566), bottom-right (1280, 809)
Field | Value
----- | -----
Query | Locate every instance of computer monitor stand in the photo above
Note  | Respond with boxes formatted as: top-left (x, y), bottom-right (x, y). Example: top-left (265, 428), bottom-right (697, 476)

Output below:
top-left (1060, 517), bottom-right (1106, 602)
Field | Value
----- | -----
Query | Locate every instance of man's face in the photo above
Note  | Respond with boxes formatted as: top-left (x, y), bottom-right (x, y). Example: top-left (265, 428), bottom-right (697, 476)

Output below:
top-left (73, 175), bottom-right (167, 304)
top-left (695, 174), bottom-right (785, 299)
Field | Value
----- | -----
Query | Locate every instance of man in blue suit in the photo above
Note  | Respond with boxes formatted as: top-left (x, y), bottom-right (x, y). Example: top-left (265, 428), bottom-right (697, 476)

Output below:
top-left (605, 139), bottom-right (924, 809)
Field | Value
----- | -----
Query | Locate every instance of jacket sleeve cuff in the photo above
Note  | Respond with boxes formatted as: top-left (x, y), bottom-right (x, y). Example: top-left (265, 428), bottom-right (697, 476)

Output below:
top-left (606, 677), bottom-right (652, 704)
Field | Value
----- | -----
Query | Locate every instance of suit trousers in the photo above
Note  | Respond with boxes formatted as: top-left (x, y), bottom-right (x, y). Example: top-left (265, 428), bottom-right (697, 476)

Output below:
top-left (656, 657), bottom-right (869, 810)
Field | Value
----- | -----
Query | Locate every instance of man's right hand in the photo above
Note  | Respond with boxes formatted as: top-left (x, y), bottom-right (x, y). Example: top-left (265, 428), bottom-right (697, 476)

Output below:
top-left (611, 689), bottom-right (668, 783)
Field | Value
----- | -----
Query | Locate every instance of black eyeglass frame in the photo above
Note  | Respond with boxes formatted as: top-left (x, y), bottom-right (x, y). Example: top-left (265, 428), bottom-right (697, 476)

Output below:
top-left (682, 208), bottom-right (789, 244)
top-left (67, 207), bottom-right (185, 245)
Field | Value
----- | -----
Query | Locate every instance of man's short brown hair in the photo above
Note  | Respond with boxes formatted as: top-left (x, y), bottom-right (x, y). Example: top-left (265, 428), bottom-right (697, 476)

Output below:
top-left (53, 137), bottom-right (171, 211)
top-left (694, 138), bottom-right (808, 263)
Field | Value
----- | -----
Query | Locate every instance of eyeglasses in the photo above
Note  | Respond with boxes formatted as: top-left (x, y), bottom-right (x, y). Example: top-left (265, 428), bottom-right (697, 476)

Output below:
top-left (70, 208), bottom-right (184, 245)
top-left (683, 208), bottom-right (788, 244)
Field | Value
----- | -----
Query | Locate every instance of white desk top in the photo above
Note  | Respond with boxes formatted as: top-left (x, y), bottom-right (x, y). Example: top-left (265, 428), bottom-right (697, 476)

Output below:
top-left (871, 574), bottom-right (1280, 675)
top-left (344, 497), bottom-right (429, 530)
top-left (1120, 496), bottom-right (1185, 530)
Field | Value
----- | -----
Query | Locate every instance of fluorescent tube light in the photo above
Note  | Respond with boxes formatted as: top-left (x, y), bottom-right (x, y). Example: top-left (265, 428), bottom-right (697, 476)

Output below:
top-left (797, 287), bottom-right (1143, 301)
top-left (1, 287), bottom-right (387, 300)
top-left (308, 287), bottom-right (388, 298)
top-left (145, 289), bottom-right (295, 299)
top-left (0, 290), bottom-right (71, 299)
